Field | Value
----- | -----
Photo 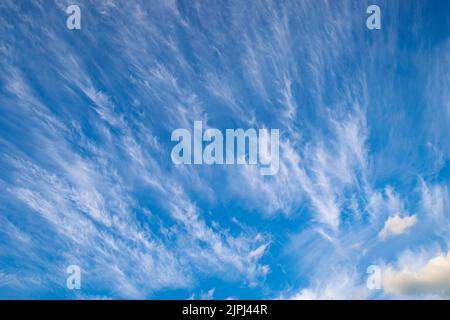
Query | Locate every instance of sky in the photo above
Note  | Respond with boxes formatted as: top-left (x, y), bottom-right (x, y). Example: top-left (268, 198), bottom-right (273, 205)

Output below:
top-left (0, 0), bottom-right (449, 299)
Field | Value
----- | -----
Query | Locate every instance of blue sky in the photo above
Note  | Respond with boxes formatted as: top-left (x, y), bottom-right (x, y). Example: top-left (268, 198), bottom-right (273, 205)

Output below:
top-left (0, 0), bottom-right (449, 299)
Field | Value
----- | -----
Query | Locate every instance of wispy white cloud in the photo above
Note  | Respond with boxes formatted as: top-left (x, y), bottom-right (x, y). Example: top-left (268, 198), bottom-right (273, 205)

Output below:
top-left (286, 267), bottom-right (369, 300)
top-left (420, 179), bottom-right (448, 220)
top-left (200, 288), bottom-right (215, 300)
top-left (0, 25), bottom-right (270, 296)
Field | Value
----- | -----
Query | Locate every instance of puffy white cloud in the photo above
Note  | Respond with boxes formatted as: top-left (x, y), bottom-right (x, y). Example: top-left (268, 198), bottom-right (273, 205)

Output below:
top-left (378, 214), bottom-right (417, 240)
top-left (383, 252), bottom-right (450, 298)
